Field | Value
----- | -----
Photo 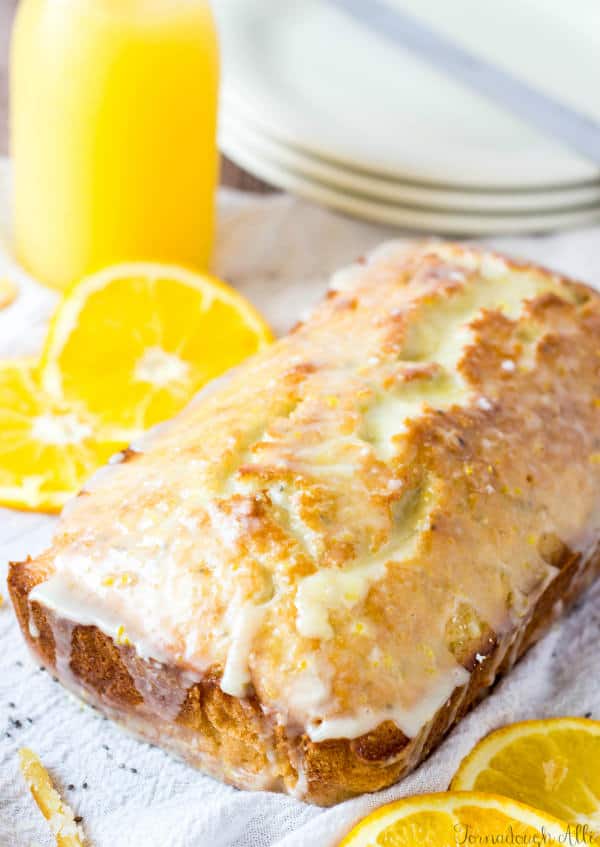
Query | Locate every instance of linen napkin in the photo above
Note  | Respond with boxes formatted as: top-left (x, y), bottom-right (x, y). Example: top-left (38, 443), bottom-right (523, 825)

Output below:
top-left (1, 158), bottom-right (599, 847)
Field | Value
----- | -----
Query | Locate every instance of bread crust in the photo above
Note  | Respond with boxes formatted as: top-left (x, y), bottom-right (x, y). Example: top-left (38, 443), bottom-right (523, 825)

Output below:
top-left (8, 242), bottom-right (600, 805)
top-left (9, 539), bottom-right (600, 805)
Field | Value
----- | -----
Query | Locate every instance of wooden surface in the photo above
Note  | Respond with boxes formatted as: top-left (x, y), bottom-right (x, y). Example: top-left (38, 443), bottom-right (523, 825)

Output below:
top-left (0, 0), bottom-right (273, 192)
top-left (0, 0), bottom-right (13, 155)
top-left (220, 157), bottom-right (274, 194)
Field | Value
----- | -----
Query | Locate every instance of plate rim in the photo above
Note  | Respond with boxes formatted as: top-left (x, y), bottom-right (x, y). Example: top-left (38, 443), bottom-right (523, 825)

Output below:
top-left (220, 130), bottom-right (600, 235)
top-left (218, 0), bottom-right (600, 190)
top-left (221, 110), bottom-right (600, 213)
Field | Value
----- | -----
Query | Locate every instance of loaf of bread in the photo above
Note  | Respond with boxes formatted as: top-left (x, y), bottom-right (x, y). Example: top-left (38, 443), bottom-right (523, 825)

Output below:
top-left (9, 242), bottom-right (600, 805)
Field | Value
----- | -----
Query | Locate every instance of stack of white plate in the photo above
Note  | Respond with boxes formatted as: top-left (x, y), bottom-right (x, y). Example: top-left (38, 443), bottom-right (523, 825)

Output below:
top-left (216, 0), bottom-right (600, 234)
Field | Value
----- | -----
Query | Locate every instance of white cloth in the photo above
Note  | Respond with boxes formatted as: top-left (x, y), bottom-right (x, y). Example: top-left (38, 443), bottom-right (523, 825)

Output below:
top-left (1, 161), bottom-right (600, 847)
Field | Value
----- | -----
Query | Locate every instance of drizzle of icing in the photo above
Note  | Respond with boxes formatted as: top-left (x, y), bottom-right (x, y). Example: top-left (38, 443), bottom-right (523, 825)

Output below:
top-left (30, 565), bottom-right (172, 665)
top-left (220, 601), bottom-right (267, 697)
top-left (296, 560), bottom-right (389, 641)
top-left (307, 664), bottom-right (469, 742)
top-left (28, 241), bottom-right (593, 746)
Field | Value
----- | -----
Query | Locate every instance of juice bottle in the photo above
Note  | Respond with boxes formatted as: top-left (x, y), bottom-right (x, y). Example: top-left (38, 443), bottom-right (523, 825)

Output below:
top-left (11, 0), bottom-right (219, 290)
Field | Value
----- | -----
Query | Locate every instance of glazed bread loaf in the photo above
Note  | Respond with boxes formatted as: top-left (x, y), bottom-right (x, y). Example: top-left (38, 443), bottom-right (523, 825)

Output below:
top-left (9, 242), bottom-right (600, 805)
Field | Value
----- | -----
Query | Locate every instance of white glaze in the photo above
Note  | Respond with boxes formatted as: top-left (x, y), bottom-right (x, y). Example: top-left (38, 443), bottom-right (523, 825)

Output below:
top-left (296, 560), bottom-right (388, 640)
top-left (220, 601), bottom-right (267, 697)
top-left (307, 664), bottom-right (470, 742)
top-left (30, 568), bottom-right (172, 665)
top-left (27, 241), bottom-right (586, 747)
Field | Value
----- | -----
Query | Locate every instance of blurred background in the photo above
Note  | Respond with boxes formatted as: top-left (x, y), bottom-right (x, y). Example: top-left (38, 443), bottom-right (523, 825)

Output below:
top-left (0, 0), bottom-right (273, 193)
top-left (4, 0), bottom-right (600, 234)
top-left (213, 0), bottom-right (600, 234)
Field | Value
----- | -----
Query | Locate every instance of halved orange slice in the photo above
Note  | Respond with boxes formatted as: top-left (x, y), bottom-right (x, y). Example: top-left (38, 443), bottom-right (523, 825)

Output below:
top-left (451, 718), bottom-right (600, 831)
top-left (40, 263), bottom-right (273, 433)
top-left (0, 359), bottom-right (123, 512)
top-left (338, 791), bottom-right (598, 847)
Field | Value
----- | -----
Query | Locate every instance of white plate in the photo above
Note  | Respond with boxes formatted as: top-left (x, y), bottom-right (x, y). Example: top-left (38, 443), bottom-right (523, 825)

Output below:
top-left (220, 130), bottom-right (600, 235)
top-left (222, 109), bottom-right (600, 214)
top-left (216, 0), bottom-right (600, 189)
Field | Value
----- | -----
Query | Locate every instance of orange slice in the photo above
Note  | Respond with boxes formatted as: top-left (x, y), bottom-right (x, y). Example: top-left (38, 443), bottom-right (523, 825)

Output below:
top-left (40, 263), bottom-right (273, 433)
top-left (338, 791), bottom-right (599, 847)
top-left (0, 359), bottom-right (124, 513)
top-left (451, 718), bottom-right (600, 831)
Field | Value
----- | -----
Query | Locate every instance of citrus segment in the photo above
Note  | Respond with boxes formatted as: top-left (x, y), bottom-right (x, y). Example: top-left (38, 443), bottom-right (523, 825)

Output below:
top-left (451, 718), bottom-right (600, 831)
top-left (0, 359), bottom-right (124, 513)
top-left (338, 792), bottom-right (598, 847)
top-left (40, 263), bottom-right (273, 432)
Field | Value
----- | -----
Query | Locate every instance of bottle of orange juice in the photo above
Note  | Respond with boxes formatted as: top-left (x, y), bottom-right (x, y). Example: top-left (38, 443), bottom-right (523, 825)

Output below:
top-left (11, 0), bottom-right (219, 290)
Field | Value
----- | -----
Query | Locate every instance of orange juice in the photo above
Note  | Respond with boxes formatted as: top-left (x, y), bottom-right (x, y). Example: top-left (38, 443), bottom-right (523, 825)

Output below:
top-left (11, 0), bottom-right (219, 290)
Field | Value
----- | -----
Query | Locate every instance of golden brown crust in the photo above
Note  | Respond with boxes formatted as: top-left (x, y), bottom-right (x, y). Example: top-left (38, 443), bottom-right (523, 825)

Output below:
top-left (9, 538), bottom-right (600, 805)
top-left (8, 241), bottom-right (600, 804)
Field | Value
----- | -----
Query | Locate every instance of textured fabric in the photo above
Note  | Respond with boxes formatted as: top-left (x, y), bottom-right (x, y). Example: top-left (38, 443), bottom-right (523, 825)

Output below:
top-left (1, 157), bottom-right (600, 846)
